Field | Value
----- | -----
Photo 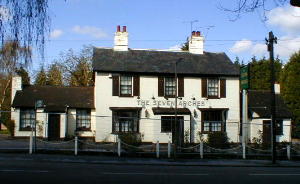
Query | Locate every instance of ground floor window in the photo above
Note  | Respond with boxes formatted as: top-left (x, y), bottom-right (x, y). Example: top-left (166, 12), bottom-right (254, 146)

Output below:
top-left (20, 109), bottom-right (35, 130)
top-left (202, 110), bottom-right (225, 133)
top-left (112, 110), bottom-right (139, 133)
top-left (76, 109), bottom-right (91, 131)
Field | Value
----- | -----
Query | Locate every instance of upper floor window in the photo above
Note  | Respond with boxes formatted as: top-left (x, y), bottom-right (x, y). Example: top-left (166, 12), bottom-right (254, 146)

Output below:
top-left (76, 109), bottom-right (91, 131)
top-left (208, 79), bottom-right (219, 97)
top-left (165, 77), bottom-right (176, 96)
top-left (120, 76), bottom-right (132, 96)
top-left (20, 109), bottom-right (35, 131)
top-left (202, 78), bottom-right (226, 99)
top-left (112, 75), bottom-right (140, 97)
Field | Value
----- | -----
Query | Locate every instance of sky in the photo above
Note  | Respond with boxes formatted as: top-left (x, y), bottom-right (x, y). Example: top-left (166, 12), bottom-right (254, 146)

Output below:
top-left (31, 0), bottom-right (300, 72)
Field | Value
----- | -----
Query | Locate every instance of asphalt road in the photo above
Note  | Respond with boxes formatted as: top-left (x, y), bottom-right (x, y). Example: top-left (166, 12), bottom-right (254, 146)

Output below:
top-left (1, 159), bottom-right (300, 184)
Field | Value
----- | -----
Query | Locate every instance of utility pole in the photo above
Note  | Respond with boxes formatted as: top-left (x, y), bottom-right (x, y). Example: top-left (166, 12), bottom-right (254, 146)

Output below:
top-left (266, 31), bottom-right (277, 164)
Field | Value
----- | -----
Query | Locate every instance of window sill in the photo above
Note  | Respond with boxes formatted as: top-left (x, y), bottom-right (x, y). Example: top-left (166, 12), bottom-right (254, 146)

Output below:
top-left (119, 94), bottom-right (134, 97)
top-left (207, 96), bottom-right (220, 99)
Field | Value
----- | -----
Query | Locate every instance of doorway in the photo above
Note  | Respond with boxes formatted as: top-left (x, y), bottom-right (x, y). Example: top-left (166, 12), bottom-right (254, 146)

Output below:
top-left (48, 114), bottom-right (60, 140)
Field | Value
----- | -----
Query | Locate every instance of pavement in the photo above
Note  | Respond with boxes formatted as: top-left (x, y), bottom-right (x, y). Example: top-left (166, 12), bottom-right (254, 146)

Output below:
top-left (1, 153), bottom-right (300, 167)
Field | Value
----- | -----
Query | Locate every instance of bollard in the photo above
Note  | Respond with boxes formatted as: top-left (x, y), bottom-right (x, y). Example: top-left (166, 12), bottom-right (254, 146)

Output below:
top-left (118, 138), bottom-right (121, 157)
top-left (29, 132), bottom-right (33, 154)
top-left (242, 142), bottom-right (246, 159)
top-left (156, 141), bottom-right (159, 158)
top-left (200, 142), bottom-right (203, 159)
top-left (287, 145), bottom-right (291, 160)
top-left (75, 136), bottom-right (78, 156)
top-left (168, 141), bottom-right (171, 158)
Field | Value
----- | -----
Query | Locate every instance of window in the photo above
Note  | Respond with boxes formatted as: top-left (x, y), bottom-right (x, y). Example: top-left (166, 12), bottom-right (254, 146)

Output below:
top-left (207, 79), bottom-right (219, 97)
top-left (112, 111), bottom-right (139, 133)
top-left (161, 116), bottom-right (173, 132)
top-left (20, 109), bottom-right (35, 130)
top-left (202, 110), bottom-right (225, 133)
top-left (165, 77), bottom-right (176, 96)
top-left (120, 76), bottom-right (132, 96)
top-left (76, 109), bottom-right (91, 131)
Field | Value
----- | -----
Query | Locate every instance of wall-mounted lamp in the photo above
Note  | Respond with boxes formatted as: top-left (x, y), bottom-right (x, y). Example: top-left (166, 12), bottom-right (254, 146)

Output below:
top-left (145, 109), bottom-right (150, 118)
top-left (178, 97), bottom-right (182, 100)
top-left (137, 96), bottom-right (140, 99)
top-left (152, 96), bottom-right (155, 100)
top-left (191, 97), bottom-right (196, 100)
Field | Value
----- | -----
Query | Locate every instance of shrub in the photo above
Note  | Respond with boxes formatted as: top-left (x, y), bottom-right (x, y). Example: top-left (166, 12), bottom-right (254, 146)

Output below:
top-left (118, 132), bottom-right (143, 146)
top-left (6, 120), bottom-right (15, 137)
top-left (207, 132), bottom-right (229, 149)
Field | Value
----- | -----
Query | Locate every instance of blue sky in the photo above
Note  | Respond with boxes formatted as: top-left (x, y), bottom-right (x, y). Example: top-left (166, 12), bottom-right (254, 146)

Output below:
top-left (33, 0), bottom-right (300, 71)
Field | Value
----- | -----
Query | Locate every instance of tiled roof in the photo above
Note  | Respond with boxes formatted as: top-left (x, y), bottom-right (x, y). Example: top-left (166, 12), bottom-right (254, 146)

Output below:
top-left (93, 48), bottom-right (240, 76)
top-left (12, 86), bottom-right (94, 112)
top-left (248, 90), bottom-right (292, 119)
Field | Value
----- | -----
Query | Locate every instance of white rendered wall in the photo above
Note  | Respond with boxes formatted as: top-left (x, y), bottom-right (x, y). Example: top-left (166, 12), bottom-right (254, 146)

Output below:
top-left (95, 72), bottom-right (240, 143)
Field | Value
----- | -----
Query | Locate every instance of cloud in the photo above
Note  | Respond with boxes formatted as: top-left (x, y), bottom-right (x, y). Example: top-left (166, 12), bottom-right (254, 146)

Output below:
top-left (0, 6), bottom-right (10, 21)
top-left (275, 36), bottom-right (300, 58)
top-left (169, 44), bottom-right (182, 51)
top-left (267, 6), bottom-right (300, 34)
top-left (72, 25), bottom-right (107, 38)
top-left (229, 39), bottom-right (253, 53)
top-left (251, 43), bottom-right (267, 56)
top-left (50, 29), bottom-right (63, 38)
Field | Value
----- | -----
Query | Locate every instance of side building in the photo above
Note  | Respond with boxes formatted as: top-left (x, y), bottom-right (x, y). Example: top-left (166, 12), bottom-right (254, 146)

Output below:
top-left (11, 76), bottom-right (96, 140)
top-left (93, 26), bottom-right (241, 144)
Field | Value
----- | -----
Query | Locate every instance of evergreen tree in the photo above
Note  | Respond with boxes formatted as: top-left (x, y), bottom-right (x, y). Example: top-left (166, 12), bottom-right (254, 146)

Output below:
top-left (181, 38), bottom-right (189, 51)
top-left (280, 50), bottom-right (300, 138)
top-left (15, 67), bottom-right (30, 86)
top-left (35, 67), bottom-right (47, 86)
top-left (46, 63), bottom-right (63, 86)
top-left (249, 56), bottom-right (282, 90)
top-left (234, 56), bottom-right (241, 67)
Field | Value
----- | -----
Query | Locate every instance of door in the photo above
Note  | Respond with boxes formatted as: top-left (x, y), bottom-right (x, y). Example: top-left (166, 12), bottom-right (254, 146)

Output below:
top-left (263, 120), bottom-right (271, 146)
top-left (48, 114), bottom-right (60, 140)
top-left (172, 116), bottom-right (184, 148)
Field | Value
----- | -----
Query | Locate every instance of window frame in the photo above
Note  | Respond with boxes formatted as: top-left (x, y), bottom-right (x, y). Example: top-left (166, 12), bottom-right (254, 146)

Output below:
top-left (201, 110), bottom-right (225, 133)
top-left (19, 108), bottom-right (36, 131)
top-left (76, 109), bottom-right (91, 131)
top-left (119, 75), bottom-right (133, 97)
top-left (207, 78), bottom-right (219, 98)
top-left (112, 110), bottom-right (140, 134)
top-left (164, 77), bottom-right (176, 98)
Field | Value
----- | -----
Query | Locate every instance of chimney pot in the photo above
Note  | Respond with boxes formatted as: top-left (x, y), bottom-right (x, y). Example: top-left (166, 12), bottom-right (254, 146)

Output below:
top-left (117, 25), bottom-right (121, 32)
top-left (192, 31), bottom-right (195, 36)
top-left (123, 26), bottom-right (127, 32)
top-left (197, 31), bottom-right (200, 36)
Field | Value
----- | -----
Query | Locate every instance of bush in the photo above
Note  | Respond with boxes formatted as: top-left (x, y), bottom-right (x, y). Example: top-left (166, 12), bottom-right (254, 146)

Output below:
top-left (6, 120), bottom-right (15, 137)
top-left (207, 132), bottom-right (229, 149)
top-left (118, 132), bottom-right (143, 146)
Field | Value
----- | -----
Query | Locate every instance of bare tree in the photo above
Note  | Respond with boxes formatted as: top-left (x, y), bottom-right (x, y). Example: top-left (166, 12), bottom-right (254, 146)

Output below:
top-left (218, 0), bottom-right (289, 20)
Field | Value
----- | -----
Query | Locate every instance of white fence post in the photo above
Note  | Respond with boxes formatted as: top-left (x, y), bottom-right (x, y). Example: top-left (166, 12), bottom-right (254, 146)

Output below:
top-left (118, 138), bottom-right (121, 157)
top-left (75, 136), bottom-right (78, 156)
top-left (29, 132), bottom-right (33, 154)
top-left (156, 141), bottom-right (159, 158)
top-left (200, 142), bottom-right (204, 159)
top-left (287, 145), bottom-right (291, 160)
top-left (242, 142), bottom-right (246, 159)
top-left (168, 141), bottom-right (171, 158)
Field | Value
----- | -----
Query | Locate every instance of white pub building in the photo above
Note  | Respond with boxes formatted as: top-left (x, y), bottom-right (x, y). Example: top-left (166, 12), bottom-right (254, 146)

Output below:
top-left (10, 26), bottom-right (292, 144)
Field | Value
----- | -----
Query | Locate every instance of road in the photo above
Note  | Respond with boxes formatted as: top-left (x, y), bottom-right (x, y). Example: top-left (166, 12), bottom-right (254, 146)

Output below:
top-left (1, 159), bottom-right (300, 184)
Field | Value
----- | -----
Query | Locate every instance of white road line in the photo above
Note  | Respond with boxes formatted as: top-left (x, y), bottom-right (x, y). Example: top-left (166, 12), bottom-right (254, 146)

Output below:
top-left (0, 169), bottom-right (49, 173)
top-left (249, 173), bottom-right (300, 176)
top-left (102, 172), bottom-right (208, 176)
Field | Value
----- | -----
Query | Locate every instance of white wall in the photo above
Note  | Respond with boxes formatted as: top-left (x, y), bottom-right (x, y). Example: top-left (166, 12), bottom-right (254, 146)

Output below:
top-left (95, 72), bottom-right (241, 143)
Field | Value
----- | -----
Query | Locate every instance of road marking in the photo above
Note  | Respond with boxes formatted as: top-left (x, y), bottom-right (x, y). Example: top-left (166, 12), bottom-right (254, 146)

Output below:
top-left (249, 173), bottom-right (300, 176)
top-left (0, 169), bottom-right (49, 173)
top-left (102, 172), bottom-right (208, 176)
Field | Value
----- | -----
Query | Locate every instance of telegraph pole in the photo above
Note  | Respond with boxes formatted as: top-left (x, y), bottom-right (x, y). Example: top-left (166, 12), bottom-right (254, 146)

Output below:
top-left (266, 31), bottom-right (277, 164)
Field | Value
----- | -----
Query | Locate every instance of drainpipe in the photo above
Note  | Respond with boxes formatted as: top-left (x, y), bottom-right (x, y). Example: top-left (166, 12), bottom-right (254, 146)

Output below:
top-left (65, 105), bottom-right (69, 138)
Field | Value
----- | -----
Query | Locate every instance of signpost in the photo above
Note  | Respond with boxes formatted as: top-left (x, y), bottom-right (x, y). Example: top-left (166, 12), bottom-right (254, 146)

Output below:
top-left (240, 65), bottom-right (249, 144)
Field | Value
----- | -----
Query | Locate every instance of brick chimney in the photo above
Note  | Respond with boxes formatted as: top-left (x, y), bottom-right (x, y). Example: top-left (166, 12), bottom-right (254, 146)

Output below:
top-left (114, 25), bottom-right (128, 51)
top-left (189, 31), bottom-right (204, 54)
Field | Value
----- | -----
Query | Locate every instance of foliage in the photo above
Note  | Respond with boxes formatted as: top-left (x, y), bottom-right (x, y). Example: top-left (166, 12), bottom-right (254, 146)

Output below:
top-left (0, 0), bottom-right (50, 60)
top-left (15, 67), bottom-right (30, 86)
top-left (46, 63), bottom-right (63, 86)
top-left (35, 67), bottom-right (47, 86)
top-left (118, 132), bottom-right (143, 146)
top-left (184, 129), bottom-right (190, 144)
top-left (280, 50), bottom-right (300, 138)
top-left (249, 56), bottom-right (282, 90)
top-left (207, 132), bottom-right (229, 149)
top-left (58, 46), bottom-right (93, 86)
top-left (181, 38), bottom-right (189, 51)
top-left (6, 119), bottom-right (15, 137)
